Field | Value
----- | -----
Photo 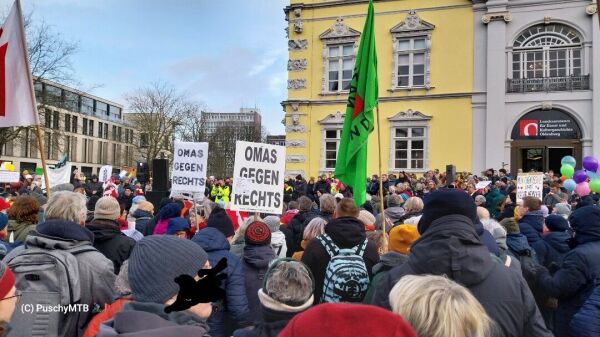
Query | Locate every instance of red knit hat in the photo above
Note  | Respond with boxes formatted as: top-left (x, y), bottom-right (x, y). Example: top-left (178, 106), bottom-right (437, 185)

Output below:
top-left (0, 262), bottom-right (15, 300)
top-left (245, 221), bottom-right (271, 246)
top-left (0, 198), bottom-right (10, 212)
top-left (279, 303), bottom-right (417, 337)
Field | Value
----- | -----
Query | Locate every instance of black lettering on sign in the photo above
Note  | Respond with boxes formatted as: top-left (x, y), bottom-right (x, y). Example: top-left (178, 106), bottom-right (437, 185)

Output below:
top-left (244, 146), bottom-right (278, 164)
top-left (178, 148), bottom-right (204, 158)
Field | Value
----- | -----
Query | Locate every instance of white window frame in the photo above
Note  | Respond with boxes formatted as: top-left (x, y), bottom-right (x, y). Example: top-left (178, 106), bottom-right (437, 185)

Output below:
top-left (388, 109), bottom-right (432, 173)
top-left (319, 17), bottom-right (360, 95)
top-left (325, 43), bottom-right (356, 93)
top-left (395, 37), bottom-right (428, 88)
top-left (318, 111), bottom-right (345, 172)
top-left (321, 128), bottom-right (342, 172)
top-left (391, 126), bottom-right (428, 171)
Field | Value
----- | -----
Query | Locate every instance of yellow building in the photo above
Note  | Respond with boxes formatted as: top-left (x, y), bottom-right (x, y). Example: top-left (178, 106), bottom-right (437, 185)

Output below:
top-left (283, 0), bottom-right (473, 179)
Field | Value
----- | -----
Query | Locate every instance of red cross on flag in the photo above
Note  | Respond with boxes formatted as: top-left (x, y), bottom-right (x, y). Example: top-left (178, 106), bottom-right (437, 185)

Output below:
top-left (0, 0), bottom-right (38, 127)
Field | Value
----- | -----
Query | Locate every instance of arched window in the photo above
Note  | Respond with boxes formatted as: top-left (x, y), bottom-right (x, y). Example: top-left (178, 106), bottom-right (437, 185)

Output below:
top-left (512, 24), bottom-right (583, 79)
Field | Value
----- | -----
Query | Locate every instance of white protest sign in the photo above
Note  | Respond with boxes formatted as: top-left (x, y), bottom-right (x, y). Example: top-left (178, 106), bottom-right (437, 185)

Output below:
top-left (0, 171), bottom-right (20, 182)
top-left (170, 141), bottom-right (208, 195)
top-left (475, 181), bottom-right (491, 190)
top-left (41, 164), bottom-right (72, 190)
top-left (516, 173), bottom-right (544, 202)
top-left (98, 165), bottom-right (112, 182)
top-left (231, 141), bottom-right (286, 214)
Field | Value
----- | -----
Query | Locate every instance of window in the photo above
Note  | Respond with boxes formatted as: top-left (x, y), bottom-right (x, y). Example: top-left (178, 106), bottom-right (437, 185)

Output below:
top-left (140, 133), bottom-right (149, 148)
top-left (96, 101), bottom-right (108, 116)
top-left (392, 127), bottom-right (426, 169)
top-left (72, 116), bottom-right (78, 133)
top-left (45, 85), bottom-right (62, 97)
top-left (82, 118), bottom-right (88, 135)
top-left (326, 44), bottom-right (355, 92)
top-left (83, 139), bottom-right (94, 163)
top-left (109, 106), bottom-right (121, 120)
top-left (64, 91), bottom-right (79, 112)
top-left (396, 37), bottom-right (427, 87)
top-left (52, 111), bottom-right (59, 129)
top-left (97, 141), bottom-right (107, 164)
top-left (323, 129), bottom-right (341, 170)
top-left (65, 114), bottom-right (71, 132)
top-left (112, 144), bottom-right (120, 166)
top-left (98, 123), bottom-right (103, 138)
top-left (44, 111), bottom-right (52, 128)
top-left (88, 120), bottom-right (94, 137)
top-left (81, 96), bottom-right (94, 115)
top-left (104, 124), bottom-right (108, 139)
top-left (117, 127), bottom-right (122, 142)
top-left (512, 24), bottom-right (583, 79)
top-left (112, 125), bottom-right (117, 141)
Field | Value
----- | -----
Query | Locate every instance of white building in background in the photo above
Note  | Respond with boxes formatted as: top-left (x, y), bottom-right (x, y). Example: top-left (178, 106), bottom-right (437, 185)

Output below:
top-left (201, 108), bottom-right (262, 135)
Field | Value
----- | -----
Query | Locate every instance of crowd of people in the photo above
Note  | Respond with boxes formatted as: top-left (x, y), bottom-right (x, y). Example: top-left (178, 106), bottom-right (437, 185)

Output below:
top-left (0, 167), bottom-right (599, 337)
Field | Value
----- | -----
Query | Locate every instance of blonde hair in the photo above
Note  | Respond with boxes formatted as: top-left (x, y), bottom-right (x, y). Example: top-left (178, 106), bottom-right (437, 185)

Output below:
top-left (403, 197), bottom-right (424, 214)
top-left (389, 275), bottom-right (491, 337)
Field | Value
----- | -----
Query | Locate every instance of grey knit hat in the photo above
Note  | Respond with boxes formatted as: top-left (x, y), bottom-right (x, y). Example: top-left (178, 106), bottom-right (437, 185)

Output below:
top-left (94, 196), bottom-right (121, 220)
top-left (263, 215), bottom-right (281, 233)
top-left (128, 235), bottom-right (209, 303)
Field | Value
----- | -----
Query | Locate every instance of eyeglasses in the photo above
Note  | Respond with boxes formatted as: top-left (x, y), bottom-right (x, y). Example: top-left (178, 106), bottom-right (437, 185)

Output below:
top-left (1, 289), bottom-right (22, 302)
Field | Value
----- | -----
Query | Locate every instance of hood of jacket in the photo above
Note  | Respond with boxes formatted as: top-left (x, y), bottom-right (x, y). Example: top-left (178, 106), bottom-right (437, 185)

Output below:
top-left (406, 214), bottom-right (495, 287)
top-left (569, 205), bottom-right (600, 245)
top-left (35, 219), bottom-right (94, 243)
top-left (324, 217), bottom-right (366, 247)
top-left (543, 231), bottom-right (571, 254)
top-left (243, 244), bottom-right (276, 269)
top-left (87, 219), bottom-right (123, 243)
top-left (192, 227), bottom-right (230, 252)
top-left (271, 231), bottom-right (286, 248)
top-left (132, 209), bottom-right (152, 220)
top-left (519, 211), bottom-right (545, 233)
top-left (506, 233), bottom-right (533, 255)
top-left (385, 207), bottom-right (405, 222)
top-left (372, 251), bottom-right (408, 274)
top-left (98, 301), bottom-right (209, 337)
top-left (6, 219), bottom-right (35, 232)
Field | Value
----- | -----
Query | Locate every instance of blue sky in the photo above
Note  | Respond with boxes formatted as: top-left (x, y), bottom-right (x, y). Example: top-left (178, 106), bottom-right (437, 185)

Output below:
top-left (14, 0), bottom-right (289, 134)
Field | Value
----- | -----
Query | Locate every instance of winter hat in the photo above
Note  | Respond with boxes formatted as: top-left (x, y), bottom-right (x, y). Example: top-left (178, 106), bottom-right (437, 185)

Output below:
top-left (545, 214), bottom-right (570, 232)
top-left (0, 198), bottom-right (10, 212)
top-left (553, 202), bottom-right (571, 219)
top-left (388, 225), bottom-right (420, 255)
top-left (263, 215), bottom-right (281, 233)
top-left (167, 217), bottom-right (191, 235)
top-left (490, 226), bottom-right (508, 251)
top-left (158, 203), bottom-right (182, 220)
top-left (132, 196), bottom-right (146, 205)
top-left (0, 213), bottom-right (8, 231)
top-left (500, 217), bottom-right (520, 234)
top-left (279, 303), bottom-right (417, 337)
top-left (94, 196), bottom-right (121, 220)
top-left (245, 221), bottom-right (271, 246)
top-left (0, 261), bottom-right (15, 300)
top-left (206, 207), bottom-right (235, 238)
top-left (418, 189), bottom-right (477, 234)
top-left (51, 183), bottom-right (75, 193)
top-left (114, 260), bottom-right (132, 297)
top-left (357, 210), bottom-right (376, 230)
top-left (128, 235), bottom-right (208, 303)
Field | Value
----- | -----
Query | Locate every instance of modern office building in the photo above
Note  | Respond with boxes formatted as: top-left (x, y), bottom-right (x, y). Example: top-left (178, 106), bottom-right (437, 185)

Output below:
top-left (201, 108), bottom-right (262, 135)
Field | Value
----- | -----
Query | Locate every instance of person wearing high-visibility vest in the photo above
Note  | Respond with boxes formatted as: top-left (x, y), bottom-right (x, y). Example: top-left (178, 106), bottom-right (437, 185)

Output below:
top-left (211, 180), bottom-right (231, 204)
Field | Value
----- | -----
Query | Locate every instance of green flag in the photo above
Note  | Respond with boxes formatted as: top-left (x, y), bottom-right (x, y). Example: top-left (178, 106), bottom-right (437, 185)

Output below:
top-left (334, 0), bottom-right (378, 207)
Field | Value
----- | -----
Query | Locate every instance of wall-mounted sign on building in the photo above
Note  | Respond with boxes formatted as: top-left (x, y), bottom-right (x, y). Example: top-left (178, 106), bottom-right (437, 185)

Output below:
top-left (511, 109), bottom-right (581, 140)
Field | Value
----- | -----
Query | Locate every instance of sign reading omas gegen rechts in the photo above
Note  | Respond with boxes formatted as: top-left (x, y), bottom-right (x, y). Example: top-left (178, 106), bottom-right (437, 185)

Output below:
top-left (231, 141), bottom-right (286, 214)
top-left (171, 141), bottom-right (208, 195)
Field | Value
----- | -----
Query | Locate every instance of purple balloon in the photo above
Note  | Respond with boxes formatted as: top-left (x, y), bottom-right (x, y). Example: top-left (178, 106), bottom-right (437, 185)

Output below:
top-left (583, 156), bottom-right (599, 172)
top-left (573, 170), bottom-right (588, 184)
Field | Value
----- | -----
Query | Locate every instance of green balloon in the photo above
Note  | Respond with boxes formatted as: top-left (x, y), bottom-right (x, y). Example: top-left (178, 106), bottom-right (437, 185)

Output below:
top-left (590, 179), bottom-right (600, 193)
top-left (561, 164), bottom-right (575, 178)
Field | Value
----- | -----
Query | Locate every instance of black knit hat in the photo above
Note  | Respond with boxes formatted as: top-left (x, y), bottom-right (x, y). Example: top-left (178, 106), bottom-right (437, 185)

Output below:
top-left (245, 221), bottom-right (271, 246)
top-left (206, 207), bottom-right (235, 238)
top-left (545, 214), bottom-right (570, 232)
top-left (418, 189), bottom-right (477, 234)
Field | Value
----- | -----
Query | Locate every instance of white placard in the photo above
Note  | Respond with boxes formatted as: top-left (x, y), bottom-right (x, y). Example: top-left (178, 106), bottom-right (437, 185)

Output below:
top-left (230, 141), bottom-right (286, 214)
top-left (516, 173), bottom-right (544, 202)
top-left (98, 165), bottom-right (113, 182)
top-left (476, 181), bottom-right (491, 190)
top-left (0, 171), bottom-right (20, 182)
top-left (170, 141), bottom-right (208, 195)
top-left (41, 164), bottom-right (72, 190)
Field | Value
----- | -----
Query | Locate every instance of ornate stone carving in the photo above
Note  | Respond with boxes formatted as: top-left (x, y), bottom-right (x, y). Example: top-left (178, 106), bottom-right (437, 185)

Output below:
top-left (286, 155), bottom-right (306, 163)
top-left (286, 139), bottom-right (305, 147)
top-left (544, 16), bottom-right (551, 25)
top-left (291, 113), bottom-right (300, 125)
top-left (388, 109), bottom-right (433, 122)
top-left (286, 125), bottom-right (306, 133)
top-left (293, 8), bottom-right (301, 17)
top-left (390, 10), bottom-right (435, 33)
top-left (288, 39), bottom-right (308, 51)
top-left (285, 27), bottom-right (289, 38)
top-left (290, 103), bottom-right (300, 112)
top-left (586, 4), bottom-right (597, 15)
top-left (287, 59), bottom-right (308, 71)
top-left (319, 17), bottom-right (361, 40)
top-left (287, 79), bottom-right (307, 90)
top-left (294, 19), bottom-right (303, 34)
top-left (541, 101), bottom-right (553, 111)
top-left (481, 12), bottom-right (512, 24)
top-left (318, 111), bottom-right (345, 125)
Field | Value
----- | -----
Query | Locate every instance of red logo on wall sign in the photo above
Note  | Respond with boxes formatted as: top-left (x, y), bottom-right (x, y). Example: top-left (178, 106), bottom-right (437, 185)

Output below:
top-left (519, 120), bottom-right (539, 137)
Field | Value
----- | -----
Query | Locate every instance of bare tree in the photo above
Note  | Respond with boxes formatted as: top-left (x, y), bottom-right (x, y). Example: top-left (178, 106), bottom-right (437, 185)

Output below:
top-left (125, 81), bottom-right (202, 168)
top-left (207, 124), bottom-right (265, 178)
top-left (178, 106), bottom-right (208, 143)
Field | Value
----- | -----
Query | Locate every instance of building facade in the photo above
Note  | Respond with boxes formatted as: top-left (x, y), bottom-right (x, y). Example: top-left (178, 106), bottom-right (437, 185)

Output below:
top-left (473, 0), bottom-right (599, 175)
top-left (283, 0), bottom-right (474, 178)
top-left (0, 80), bottom-right (137, 177)
top-left (201, 108), bottom-right (262, 135)
top-left (266, 135), bottom-right (287, 146)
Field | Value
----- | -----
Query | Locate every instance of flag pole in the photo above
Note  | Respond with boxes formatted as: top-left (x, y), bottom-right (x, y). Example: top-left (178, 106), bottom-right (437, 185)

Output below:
top-left (16, 0), bottom-right (51, 196)
top-left (376, 106), bottom-right (387, 250)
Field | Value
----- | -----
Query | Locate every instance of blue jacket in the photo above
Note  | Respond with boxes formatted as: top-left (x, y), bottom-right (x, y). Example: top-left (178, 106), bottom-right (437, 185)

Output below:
top-left (519, 211), bottom-right (545, 245)
top-left (570, 281), bottom-right (600, 337)
top-left (532, 231), bottom-right (571, 270)
top-left (507, 233), bottom-right (536, 261)
top-left (132, 209), bottom-right (153, 234)
top-left (475, 220), bottom-right (500, 256)
top-left (242, 244), bottom-right (276, 324)
top-left (192, 227), bottom-right (249, 337)
top-left (537, 206), bottom-right (600, 337)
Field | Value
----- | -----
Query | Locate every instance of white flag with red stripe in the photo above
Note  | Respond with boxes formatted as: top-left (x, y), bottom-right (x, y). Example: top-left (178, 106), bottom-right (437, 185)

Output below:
top-left (0, 0), bottom-right (38, 127)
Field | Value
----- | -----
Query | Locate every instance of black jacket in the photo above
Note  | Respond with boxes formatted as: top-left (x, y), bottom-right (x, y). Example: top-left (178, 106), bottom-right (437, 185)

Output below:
top-left (87, 219), bottom-right (136, 274)
top-left (301, 216), bottom-right (379, 303)
top-left (233, 306), bottom-right (300, 337)
top-left (288, 210), bottom-right (318, 254)
top-left (242, 245), bottom-right (277, 324)
top-left (372, 215), bottom-right (551, 337)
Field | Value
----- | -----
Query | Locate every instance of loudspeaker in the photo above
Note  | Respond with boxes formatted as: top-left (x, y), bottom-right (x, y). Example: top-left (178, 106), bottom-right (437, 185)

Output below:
top-left (145, 191), bottom-right (170, 211)
top-left (446, 164), bottom-right (456, 186)
top-left (152, 159), bottom-right (169, 192)
top-left (137, 162), bottom-right (149, 184)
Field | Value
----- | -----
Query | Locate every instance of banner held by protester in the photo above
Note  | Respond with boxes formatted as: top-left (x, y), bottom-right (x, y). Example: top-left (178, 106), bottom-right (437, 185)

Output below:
top-left (170, 141), bottom-right (209, 199)
top-left (516, 172), bottom-right (544, 201)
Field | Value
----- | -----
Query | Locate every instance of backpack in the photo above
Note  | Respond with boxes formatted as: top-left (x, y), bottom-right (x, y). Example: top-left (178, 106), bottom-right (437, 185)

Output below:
top-left (317, 233), bottom-right (370, 303)
top-left (5, 243), bottom-right (96, 337)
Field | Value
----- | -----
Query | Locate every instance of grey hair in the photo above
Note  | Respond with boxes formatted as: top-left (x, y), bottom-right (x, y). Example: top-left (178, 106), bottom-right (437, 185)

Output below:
top-left (233, 215), bottom-right (262, 242)
top-left (319, 194), bottom-right (336, 214)
top-left (44, 191), bottom-right (87, 223)
top-left (200, 198), bottom-right (217, 219)
top-left (297, 196), bottom-right (312, 211)
top-left (265, 260), bottom-right (313, 304)
top-left (303, 217), bottom-right (327, 241)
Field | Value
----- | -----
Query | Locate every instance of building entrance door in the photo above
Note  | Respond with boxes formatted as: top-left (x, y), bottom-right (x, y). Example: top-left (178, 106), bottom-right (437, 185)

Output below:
top-left (512, 141), bottom-right (580, 175)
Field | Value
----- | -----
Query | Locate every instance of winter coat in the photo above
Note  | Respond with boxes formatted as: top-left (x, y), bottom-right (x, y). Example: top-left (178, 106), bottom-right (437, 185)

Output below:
top-left (532, 231), bottom-right (571, 270)
top-left (132, 209), bottom-right (153, 234)
top-left (5, 219), bottom-right (116, 337)
top-left (536, 206), bottom-right (600, 337)
top-left (233, 306), bottom-right (300, 337)
top-left (231, 237), bottom-right (246, 260)
top-left (314, 181), bottom-right (330, 195)
top-left (475, 220), bottom-right (501, 256)
top-left (363, 252), bottom-right (408, 304)
top-left (6, 219), bottom-right (36, 243)
top-left (507, 233), bottom-right (537, 262)
top-left (519, 211), bottom-right (546, 245)
top-left (288, 210), bottom-right (318, 254)
top-left (85, 181), bottom-right (103, 197)
top-left (87, 219), bottom-right (136, 274)
top-left (372, 215), bottom-right (552, 337)
top-left (569, 281), bottom-right (600, 337)
top-left (242, 245), bottom-right (277, 324)
top-left (301, 216), bottom-right (380, 304)
top-left (153, 218), bottom-right (172, 235)
top-left (374, 207), bottom-right (405, 230)
top-left (270, 231), bottom-right (287, 258)
top-left (192, 227), bottom-right (250, 337)
top-left (497, 204), bottom-right (516, 222)
top-left (117, 195), bottom-right (133, 212)
top-left (280, 226), bottom-right (294, 258)
top-left (97, 301), bottom-right (210, 337)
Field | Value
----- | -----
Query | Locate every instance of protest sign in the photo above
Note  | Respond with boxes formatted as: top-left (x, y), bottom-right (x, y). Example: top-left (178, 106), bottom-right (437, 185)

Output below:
top-left (231, 141), bottom-right (286, 214)
top-left (41, 164), bottom-right (72, 190)
top-left (475, 181), bottom-right (491, 190)
top-left (516, 173), bottom-right (544, 202)
top-left (98, 165), bottom-right (113, 182)
top-left (0, 171), bottom-right (20, 182)
top-left (170, 141), bottom-right (208, 197)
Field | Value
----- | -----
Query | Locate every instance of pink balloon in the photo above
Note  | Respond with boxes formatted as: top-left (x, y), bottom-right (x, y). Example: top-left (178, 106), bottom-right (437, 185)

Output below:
top-left (575, 182), bottom-right (591, 197)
